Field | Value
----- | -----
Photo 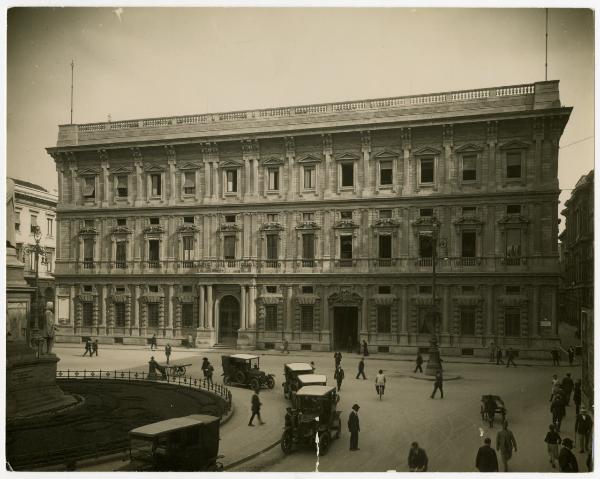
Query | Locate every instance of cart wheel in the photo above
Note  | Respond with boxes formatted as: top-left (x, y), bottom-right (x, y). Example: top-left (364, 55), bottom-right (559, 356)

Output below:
top-left (223, 375), bottom-right (231, 385)
top-left (319, 431), bottom-right (331, 456)
top-left (281, 431), bottom-right (294, 454)
top-left (235, 371), bottom-right (246, 384)
top-left (267, 376), bottom-right (275, 389)
top-left (250, 378), bottom-right (260, 391)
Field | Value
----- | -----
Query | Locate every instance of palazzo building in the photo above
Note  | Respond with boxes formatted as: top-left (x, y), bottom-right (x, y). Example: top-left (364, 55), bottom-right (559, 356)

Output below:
top-left (47, 80), bottom-right (571, 358)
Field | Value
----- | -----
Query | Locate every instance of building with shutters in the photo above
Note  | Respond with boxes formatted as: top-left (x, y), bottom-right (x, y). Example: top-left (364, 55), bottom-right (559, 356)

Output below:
top-left (47, 80), bottom-right (571, 357)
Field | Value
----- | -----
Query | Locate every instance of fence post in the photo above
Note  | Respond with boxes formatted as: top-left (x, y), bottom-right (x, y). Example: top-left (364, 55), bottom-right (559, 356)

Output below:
top-left (99, 369), bottom-right (102, 380)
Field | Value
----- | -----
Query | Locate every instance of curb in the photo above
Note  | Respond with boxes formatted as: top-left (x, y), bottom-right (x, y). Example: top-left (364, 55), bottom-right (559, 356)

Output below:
top-left (223, 438), bottom-right (282, 471)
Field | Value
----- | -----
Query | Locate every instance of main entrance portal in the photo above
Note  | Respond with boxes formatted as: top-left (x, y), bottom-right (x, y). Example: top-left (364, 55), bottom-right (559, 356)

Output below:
top-left (333, 307), bottom-right (358, 352)
top-left (218, 296), bottom-right (240, 345)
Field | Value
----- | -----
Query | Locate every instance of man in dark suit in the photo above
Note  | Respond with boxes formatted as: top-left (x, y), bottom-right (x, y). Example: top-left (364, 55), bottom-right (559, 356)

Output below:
top-left (476, 437), bottom-right (499, 472)
top-left (430, 369), bottom-right (443, 399)
top-left (334, 365), bottom-right (345, 392)
top-left (348, 403), bottom-right (360, 451)
top-left (408, 442), bottom-right (428, 472)
top-left (561, 373), bottom-right (574, 406)
top-left (356, 357), bottom-right (366, 380)
top-left (558, 438), bottom-right (578, 472)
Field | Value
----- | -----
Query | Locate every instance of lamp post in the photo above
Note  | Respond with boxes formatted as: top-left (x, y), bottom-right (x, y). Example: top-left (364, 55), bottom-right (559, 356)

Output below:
top-left (22, 225), bottom-right (47, 353)
top-left (425, 218), bottom-right (443, 376)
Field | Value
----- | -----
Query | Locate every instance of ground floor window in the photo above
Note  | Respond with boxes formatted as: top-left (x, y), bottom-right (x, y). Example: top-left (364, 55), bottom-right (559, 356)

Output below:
top-left (114, 302), bottom-right (126, 327)
top-left (148, 303), bottom-right (160, 328)
top-left (265, 304), bottom-right (278, 331)
top-left (377, 306), bottom-right (391, 333)
top-left (504, 307), bottom-right (521, 337)
top-left (301, 306), bottom-right (314, 332)
top-left (82, 302), bottom-right (94, 326)
top-left (182, 303), bottom-right (194, 328)
top-left (460, 306), bottom-right (476, 335)
top-left (418, 307), bottom-right (431, 334)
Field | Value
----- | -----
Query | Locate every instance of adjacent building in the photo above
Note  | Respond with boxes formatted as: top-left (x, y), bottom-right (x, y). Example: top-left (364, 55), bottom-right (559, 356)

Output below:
top-left (46, 80), bottom-right (571, 358)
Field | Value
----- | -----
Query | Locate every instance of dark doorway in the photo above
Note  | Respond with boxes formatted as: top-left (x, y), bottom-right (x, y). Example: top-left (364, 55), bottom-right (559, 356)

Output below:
top-left (333, 307), bottom-right (358, 352)
top-left (219, 295), bottom-right (240, 345)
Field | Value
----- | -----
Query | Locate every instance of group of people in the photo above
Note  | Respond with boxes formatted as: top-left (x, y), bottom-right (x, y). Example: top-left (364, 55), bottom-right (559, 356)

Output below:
top-left (82, 338), bottom-right (99, 357)
top-left (488, 342), bottom-right (518, 367)
top-left (550, 346), bottom-right (577, 367)
top-left (346, 337), bottom-right (370, 356)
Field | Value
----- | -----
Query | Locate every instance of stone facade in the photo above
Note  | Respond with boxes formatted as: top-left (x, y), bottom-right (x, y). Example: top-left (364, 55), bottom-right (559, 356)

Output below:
top-left (46, 81), bottom-right (571, 357)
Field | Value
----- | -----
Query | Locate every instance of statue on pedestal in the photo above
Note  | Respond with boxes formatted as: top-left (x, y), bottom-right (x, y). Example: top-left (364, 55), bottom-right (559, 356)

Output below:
top-left (45, 302), bottom-right (58, 354)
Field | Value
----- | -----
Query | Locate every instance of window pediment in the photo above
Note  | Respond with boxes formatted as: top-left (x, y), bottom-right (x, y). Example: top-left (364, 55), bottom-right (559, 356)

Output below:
top-left (178, 162), bottom-right (201, 170)
top-left (218, 223), bottom-right (242, 232)
top-left (328, 290), bottom-right (363, 306)
top-left (141, 293), bottom-right (164, 303)
top-left (335, 152), bottom-right (360, 162)
top-left (372, 294), bottom-right (396, 305)
top-left (499, 140), bottom-right (530, 150)
top-left (297, 154), bottom-right (322, 164)
top-left (413, 146), bottom-right (441, 156)
top-left (262, 156), bottom-right (284, 166)
top-left (175, 294), bottom-right (196, 304)
top-left (296, 221), bottom-right (320, 230)
top-left (259, 294), bottom-right (283, 304)
top-left (453, 217), bottom-right (484, 229)
top-left (143, 225), bottom-right (166, 234)
top-left (296, 294), bottom-right (319, 305)
top-left (177, 224), bottom-right (199, 234)
top-left (79, 227), bottom-right (99, 236)
top-left (451, 295), bottom-right (483, 306)
top-left (498, 214), bottom-right (529, 227)
top-left (111, 226), bottom-right (133, 235)
top-left (76, 293), bottom-right (97, 302)
top-left (374, 149), bottom-right (400, 159)
top-left (110, 293), bottom-right (131, 303)
top-left (497, 295), bottom-right (528, 306)
top-left (260, 222), bottom-right (284, 231)
top-left (455, 143), bottom-right (484, 153)
top-left (111, 166), bottom-right (133, 174)
top-left (219, 160), bottom-right (243, 169)
top-left (79, 167), bottom-right (101, 175)
top-left (333, 220), bottom-right (359, 229)
top-left (144, 164), bottom-right (165, 172)
top-left (373, 218), bottom-right (400, 228)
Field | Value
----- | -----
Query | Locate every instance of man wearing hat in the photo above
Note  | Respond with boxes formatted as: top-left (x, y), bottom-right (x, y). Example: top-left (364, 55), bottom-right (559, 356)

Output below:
top-left (575, 406), bottom-right (593, 453)
top-left (558, 438), bottom-right (578, 472)
top-left (348, 404), bottom-right (360, 451)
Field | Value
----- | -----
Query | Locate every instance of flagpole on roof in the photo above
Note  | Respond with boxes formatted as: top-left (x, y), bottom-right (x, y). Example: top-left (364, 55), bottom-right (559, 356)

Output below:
top-left (70, 60), bottom-right (74, 124)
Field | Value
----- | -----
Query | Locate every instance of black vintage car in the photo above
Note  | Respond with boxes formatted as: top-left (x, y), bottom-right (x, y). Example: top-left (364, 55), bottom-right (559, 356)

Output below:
top-left (124, 414), bottom-right (223, 471)
top-left (221, 354), bottom-right (275, 390)
top-left (281, 385), bottom-right (342, 456)
top-left (282, 362), bottom-right (314, 399)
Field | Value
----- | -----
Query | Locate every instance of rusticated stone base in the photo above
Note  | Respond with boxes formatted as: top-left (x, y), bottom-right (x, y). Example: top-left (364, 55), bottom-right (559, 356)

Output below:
top-left (236, 329), bottom-right (256, 350)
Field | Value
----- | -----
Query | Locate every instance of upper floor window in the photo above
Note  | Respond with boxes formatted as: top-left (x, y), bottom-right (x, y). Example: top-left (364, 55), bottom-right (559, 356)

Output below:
top-left (223, 236), bottom-right (236, 260)
top-left (303, 166), bottom-right (315, 190)
top-left (420, 158), bottom-right (434, 184)
top-left (461, 230), bottom-right (476, 258)
top-left (117, 218), bottom-right (127, 226)
top-left (115, 241), bottom-right (127, 268)
top-left (150, 174), bottom-right (162, 197)
top-left (266, 286), bottom-right (277, 294)
top-left (267, 213), bottom-right (278, 222)
top-left (341, 163), bottom-right (354, 188)
top-left (419, 285), bottom-right (433, 294)
top-left (82, 176), bottom-right (96, 199)
top-left (302, 212), bottom-right (314, 222)
top-left (148, 285), bottom-right (159, 293)
top-left (47, 218), bottom-right (53, 237)
top-left (420, 208), bottom-right (433, 217)
top-left (302, 286), bottom-right (314, 294)
top-left (419, 233), bottom-right (433, 258)
top-left (462, 155), bottom-right (477, 181)
top-left (302, 233), bottom-right (315, 263)
top-left (182, 285), bottom-right (193, 293)
top-left (15, 210), bottom-right (20, 232)
top-left (183, 172), bottom-right (196, 195)
top-left (83, 238), bottom-right (94, 267)
top-left (379, 285), bottom-right (391, 294)
top-left (340, 235), bottom-right (353, 266)
top-left (462, 285), bottom-right (475, 294)
top-left (30, 214), bottom-right (38, 234)
top-left (265, 305), bottom-right (278, 331)
top-left (506, 286), bottom-right (520, 295)
top-left (379, 161), bottom-right (393, 186)
top-left (268, 168), bottom-right (279, 191)
top-left (379, 209), bottom-right (392, 219)
top-left (83, 285), bottom-right (93, 293)
top-left (116, 175), bottom-right (128, 198)
top-left (183, 216), bottom-right (194, 224)
top-left (506, 152), bottom-right (522, 179)
top-left (149, 217), bottom-right (160, 225)
top-left (301, 306), bottom-right (314, 332)
top-left (377, 306), bottom-right (391, 333)
top-left (182, 236), bottom-right (194, 262)
top-left (340, 211), bottom-right (353, 220)
top-left (148, 240), bottom-right (160, 265)
top-left (462, 207), bottom-right (476, 217)
top-left (225, 215), bottom-right (236, 223)
top-left (226, 170), bottom-right (238, 193)
top-left (506, 204), bottom-right (521, 215)
top-left (84, 219), bottom-right (94, 228)
top-left (44, 249), bottom-right (53, 273)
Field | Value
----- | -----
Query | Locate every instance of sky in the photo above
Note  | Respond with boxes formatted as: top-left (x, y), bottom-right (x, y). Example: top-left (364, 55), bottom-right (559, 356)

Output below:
top-left (5, 7), bottom-right (595, 218)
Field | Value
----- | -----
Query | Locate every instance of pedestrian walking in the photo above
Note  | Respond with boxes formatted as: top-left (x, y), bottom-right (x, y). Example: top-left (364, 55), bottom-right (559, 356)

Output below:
top-left (201, 357), bottom-right (209, 379)
top-left (206, 361), bottom-right (214, 386)
top-left (362, 340), bottom-right (369, 357)
top-left (310, 361), bottom-right (316, 373)
top-left (408, 442), bottom-right (428, 472)
top-left (484, 396), bottom-right (497, 428)
top-left (150, 333), bottom-right (157, 351)
top-left (430, 369), bottom-right (443, 399)
top-left (248, 389), bottom-right (265, 426)
top-left (348, 404), bottom-right (360, 451)
top-left (561, 373), bottom-right (574, 406)
top-left (567, 346), bottom-right (575, 366)
top-left (488, 340), bottom-right (496, 362)
top-left (82, 338), bottom-right (92, 357)
top-left (334, 365), bottom-right (345, 392)
top-left (356, 357), bottom-right (366, 380)
top-left (558, 438), bottom-right (578, 472)
top-left (476, 437), bottom-right (499, 472)
top-left (505, 348), bottom-right (517, 368)
top-left (551, 348), bottom-right (560, 367)
top-left (550, 395), bottom-right (566, 432)
top-left (496, 421), bottom-right (517, 472)
top-left (347, 335), bottom-right (354, 354)
top-left (544, 424), bottom-right (562, 468)
top-left (414, 352), bottom-right (424, 373)
top-left (375, 369), bottom-right (386, 400)
top-left (92, 339), bottom-right (99, 357)
top-left (573, 380), bottom-right (582, 415)
top-left (575, 406), bottom-right (593, 453)
top-left (496, 346), bottom-right (504, 365)
top-left (282, 338), bottom-right (290, 354)
top-left (334, 351), bottom-right (342, 368)
top-left (165, 343), bottom-right (172, 365)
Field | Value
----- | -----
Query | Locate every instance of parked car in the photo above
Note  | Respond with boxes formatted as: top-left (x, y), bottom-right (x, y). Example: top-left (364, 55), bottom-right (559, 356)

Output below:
top-left (221, 354), bottom-right (275, 390)
top-left (282, 362), bottom-right (314, 399)
top-left (124, 414), bottom-right (223, 471)
top-left (281, 385), bottom-right (342, 455)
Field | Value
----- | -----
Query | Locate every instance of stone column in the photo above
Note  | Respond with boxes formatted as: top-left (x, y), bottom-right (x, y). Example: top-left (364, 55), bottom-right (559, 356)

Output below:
top-left (401, 128), bottom-right (411, 193)
top-left (401, 286), bottom-right (408, 335)
top-left (360, 286), bottom-right (368, 339)
top-left (101, 284), bottom-right (107, 334)
top-left (442, 285), bottom-right (450, 336)
top-left (167, 284), bottom-right (174, 338)
top-left (134, 285), bottom-right (141, 336)
top-left (199, 284), bottom-right (205, 328)
top-left (321, 285), bottom-right (330, 349)
top-left (286, 285), bottom-right (293, 337)
top-left (486, 285), bottom-right (494, 337)
top-left (214, 297), bottom-right (220, 344)
top-left (70, 166), bottom-right (79, 206)
top-left (249, 285), bottom-right (256, 329)
top-left (168, 156), bottom-right (177, 206)
top-left (241, 285), bottom-right (247, 329)
top-left (212, 162), bottom-right (219, 201)
top-left (253, 160), bottom-right (259, 196)
top-left (285, 137), bottom-right (295, 200)
top-left (322, 210), bottom-right (331, 273)
top-left (323, 134), bottom-right (333, 199)
top-left (361, 131), bottom-right (371, 197)
top-left (531, 285), bottom-right (540, 337)
top-left (101, 157), bottom-right (110, 207)
top-left (207, 285), bottom-right (213, 328)
top-left (204, 162), bottom-right (211, 200)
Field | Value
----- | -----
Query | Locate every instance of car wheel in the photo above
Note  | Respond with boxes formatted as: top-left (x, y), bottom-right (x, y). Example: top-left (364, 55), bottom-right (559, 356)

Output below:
top-left (267, 376), bottom-right (275, 389)
top-left (281, 431), bottom-right (294, 454)
top-left (250, 378), bottom-right (260, 391)
top-left (319, 432), bottom-right (330, 456)
top-left (223, 375), bottom-right (231, 386)
top-left (234, 371), bottom-right (246, 384)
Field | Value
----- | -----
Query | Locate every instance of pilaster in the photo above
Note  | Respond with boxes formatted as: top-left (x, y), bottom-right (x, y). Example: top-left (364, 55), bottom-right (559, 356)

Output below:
top-left (166, 146), bottom-right (177, 206)
top-left (100, 150), bottom-right (110, 207)
top-left (361, 131), bottom-right (371, 197)
top-left (285, 136), bottom-right (295, 200)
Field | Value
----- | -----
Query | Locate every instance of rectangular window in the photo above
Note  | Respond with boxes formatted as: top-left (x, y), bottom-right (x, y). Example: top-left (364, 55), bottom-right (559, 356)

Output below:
top-left (420, 208), bottom-right (433, 217)
top-left (504, 307), bottom-right (521, 336)
top-left (301, 306), bottom-right (314, 332)
top-left (45, 250), bottom-right (53, 272)
top-left (506, 152), bottom-right (522, 179)
top-left (83, 285), bottom-right (93, 292)
top-left (419, 285), bottom-right (432, 294)
top-left (149, 217), bottom-right (160, 225)
top-left (462, 155), bottom-right (477, 181)
top-left (302, 212), bottom-right (314, 222)
top-left (82, 302), bottom-right (94, 327)
top-left (378, 235), bottom-right (392, 266)
top-left (83, 238), bottom-right (94, 268)
top-left (267, 213), bottom-right (278, 222)
top-left (340, 235), bottom-right (353, 266)
top-left (304, 167), bottom-right (315, 190)
top-left (380, 162), bottom-right (393, 185)
top-left (377, 306), bottom-right (391, 333)
top-left (302, 286), bottom-right (314, 294)
top-left (505, 229), bottom-right (521, 258)
top-left (223, 236), bottom-right (235, 260)
top-left (340, 211), bottom-right (353, 220)
top-left (266, 286), bottom-right (277, 293)
top-left (84, 219), bottom-right (94, 228)
top-left (15, 210), bottom-right (20, 232)
top-left (378, 285), bottom-right (391, 294)
top-left (83, 176), bottom-right (96, 198)
top-left (115, 302), bottom-right (126, 327)
top-left (117, 218), bottom-right (127, 226)
top-left (182, 285), bottom-right (193, 293)
top-left (182, 303), bottom-right (194, 328)
top-left (183, 216), bottom-right (194, 224)
top-left (417, 307), bottom-right (431, 334)
top-left (462, 285), bottom-right (475, 294)
top-left (45, 218), bottom-right (53, 237)
top-left (341, 163), bottom-right (354, 187)
top-left (147, 303), bottom-right (159, 328)
top-left (302, 233), bottom-right (315, 267)
top-left (148, 285), bottom-right (159, 293)
top-left (183, 172), bottom-right (196, 195)
top-left (420, 158), bottom-right (434, 183)
top-left (460, 306), bottom-right (476, 335)
top-left (506, 204), bottom-right (521, 215)
top-left (379, 209), bottom-right (392, 219)
top-left (419, 233), bottom-right (433, 258)
top-left (506, 286), bottom-right (520, 295)
top-left (461, 231), bottom-right (477, 258)
top-left (30, 214), bottom-right (38, 233)
top-left (265, 305), bottom-right (278, 331)
top-left (115, 286), bottom-right (126, 293)
top-left (226, 170), bottom-right (237, 193)
top-left (116, 175), bottom-right (128, 198)
top-left (182, 236), bottom-right (194, 266)
top-left (225, 215), bottom-right (236, 223)
top-left (115, 241), bottom-right (127, 268)
top-left (462, 207), bottom-right (476, 217)
top-left (151, 174), bottom-right (162, 197)
top-left (266, 234), bottom-right (278, 267)
top-left (268, 168), bottom-right (279, 191)
top-left (148, 240), bottom-right (160, 267)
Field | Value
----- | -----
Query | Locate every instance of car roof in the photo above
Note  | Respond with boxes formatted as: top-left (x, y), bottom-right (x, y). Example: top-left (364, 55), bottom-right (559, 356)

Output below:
top-left (285, 362), bottom-right (313, 372)
top-left (296, 385), bottom-right (336, 396)
top-left (129, 414), bottom-right (219, 437)
top-left (230, 354), bottom-right (258, 360)
top-left (298, 374), bottom-right (327, 385)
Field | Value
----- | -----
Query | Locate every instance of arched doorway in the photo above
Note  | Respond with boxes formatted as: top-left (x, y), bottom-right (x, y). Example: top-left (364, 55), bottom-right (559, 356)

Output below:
top-left (219, 295), bottom-right (240, 345)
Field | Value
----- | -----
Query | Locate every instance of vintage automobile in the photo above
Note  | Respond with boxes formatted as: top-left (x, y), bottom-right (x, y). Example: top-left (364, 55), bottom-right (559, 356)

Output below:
top-left (221, 354), bottom-right (275, 390)
top-left (282, 362), bottom-right (314, 399)
top-left (124, 414), bottom-right (223, 471)
top-left (281, 385), bottom-right (342, 456)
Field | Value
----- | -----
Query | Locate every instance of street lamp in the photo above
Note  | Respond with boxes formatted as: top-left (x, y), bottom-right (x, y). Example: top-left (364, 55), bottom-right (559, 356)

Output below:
top-left (22, 225), bottom-right (47, 351)
top-left (425, 218), bottom-right (445, 376)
